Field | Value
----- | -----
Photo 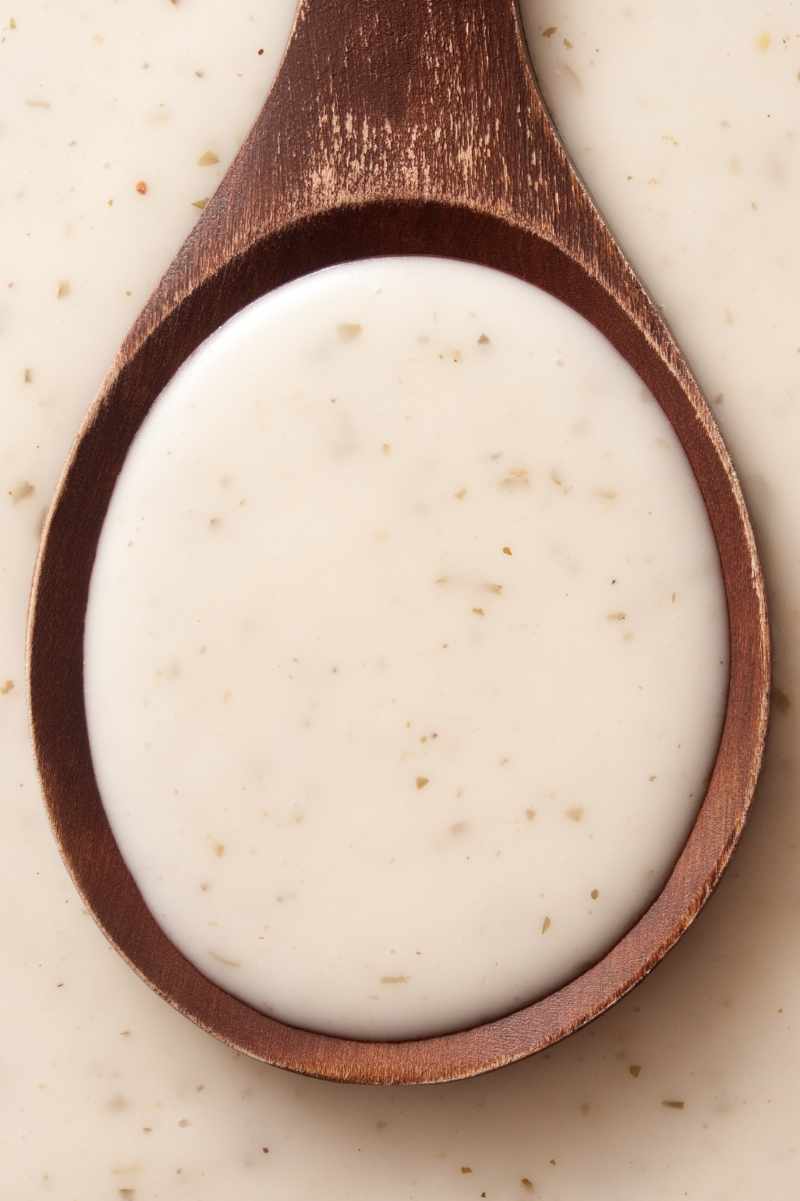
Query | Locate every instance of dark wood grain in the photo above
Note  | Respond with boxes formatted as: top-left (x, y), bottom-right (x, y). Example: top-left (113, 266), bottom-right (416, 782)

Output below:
top-left (28, 0), bottom-right (770, 1085)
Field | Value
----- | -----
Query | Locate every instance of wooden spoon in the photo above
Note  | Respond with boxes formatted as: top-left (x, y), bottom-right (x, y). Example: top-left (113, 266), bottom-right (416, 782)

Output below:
top-left (28, 0), bottom-right (770, 1085)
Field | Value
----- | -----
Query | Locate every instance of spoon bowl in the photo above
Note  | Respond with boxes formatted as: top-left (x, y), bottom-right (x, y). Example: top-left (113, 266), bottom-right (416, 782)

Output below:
top-left (28, 0), bottom-right (769, 1084)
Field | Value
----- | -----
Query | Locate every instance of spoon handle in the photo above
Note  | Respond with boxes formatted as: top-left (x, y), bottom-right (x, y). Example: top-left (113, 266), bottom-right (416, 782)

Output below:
top-left (161, 0), bottom-right (590, 283)
top-left (255, 0), bottom-right (560, 213)
top-left (131, 1), bottom-right (670, 401)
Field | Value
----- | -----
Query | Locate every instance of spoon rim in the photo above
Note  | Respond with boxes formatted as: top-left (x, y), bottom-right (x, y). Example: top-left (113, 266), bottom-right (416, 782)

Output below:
top-left (27, 198), bottom-right (770, 1085)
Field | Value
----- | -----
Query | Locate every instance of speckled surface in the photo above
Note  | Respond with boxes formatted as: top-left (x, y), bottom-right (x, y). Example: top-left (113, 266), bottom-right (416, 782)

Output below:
top-left (84, 256), bottom-right (726, 1041)
top-left (3, 2), bottom-right (800, 1197)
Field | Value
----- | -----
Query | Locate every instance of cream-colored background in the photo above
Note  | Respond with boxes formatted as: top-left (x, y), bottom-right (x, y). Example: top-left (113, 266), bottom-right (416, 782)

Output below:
top-left (2, 2), bottom-right (798, 1197)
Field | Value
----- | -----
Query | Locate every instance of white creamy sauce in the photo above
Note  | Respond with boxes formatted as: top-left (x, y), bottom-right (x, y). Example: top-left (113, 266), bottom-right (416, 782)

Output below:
top-left (84, 255), bottom-right (727, 1039)
top-left (6, 2), bottom-right (800, 1195)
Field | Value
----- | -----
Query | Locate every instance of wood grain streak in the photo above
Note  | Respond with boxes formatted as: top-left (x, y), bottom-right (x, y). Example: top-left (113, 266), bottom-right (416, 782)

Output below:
top-left (28, 0), bottom-right (769, 1084)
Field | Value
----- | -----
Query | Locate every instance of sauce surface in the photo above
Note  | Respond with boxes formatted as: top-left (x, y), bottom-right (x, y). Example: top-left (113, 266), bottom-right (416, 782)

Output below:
top-left (84, 256), bottom-right (728, 1038)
